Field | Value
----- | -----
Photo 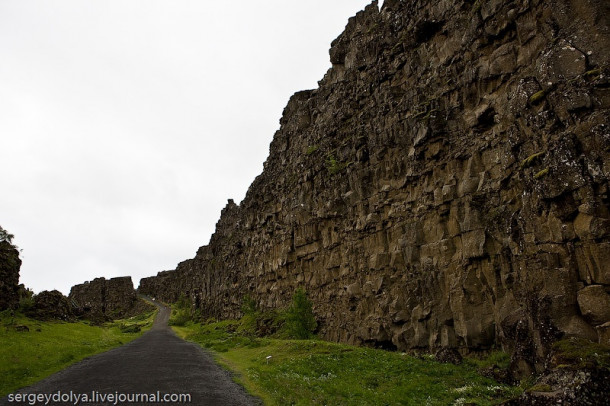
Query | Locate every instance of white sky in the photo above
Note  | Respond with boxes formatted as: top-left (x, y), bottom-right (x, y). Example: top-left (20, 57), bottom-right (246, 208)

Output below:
top-left (0, 0), bottom-right (373, 295)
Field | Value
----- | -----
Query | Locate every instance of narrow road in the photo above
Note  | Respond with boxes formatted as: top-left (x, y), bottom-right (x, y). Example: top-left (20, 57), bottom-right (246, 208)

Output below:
top-left (2, 300), bottom-right (260, 406)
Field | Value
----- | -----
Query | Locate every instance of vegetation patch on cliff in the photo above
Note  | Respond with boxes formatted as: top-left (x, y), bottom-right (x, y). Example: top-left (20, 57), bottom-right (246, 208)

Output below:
top-left (550, 337), bottom-right (610, 370)
top-left (0, 308), bottom-right (156, 396)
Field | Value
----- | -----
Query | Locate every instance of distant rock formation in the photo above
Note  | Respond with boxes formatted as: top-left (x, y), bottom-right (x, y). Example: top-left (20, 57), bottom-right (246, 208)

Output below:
top-left (26, 290), bottom-right (74, 321)
top-left (0, 235), bottom-right (21, 311)
top-left (69, 277), bottom-right (138, 319)
top-left (139, 0), bottom-right (610, 377)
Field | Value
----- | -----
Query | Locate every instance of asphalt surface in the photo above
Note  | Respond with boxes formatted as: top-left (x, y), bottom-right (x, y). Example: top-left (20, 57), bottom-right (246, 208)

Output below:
top-left (1, 300), bottom-right (260, 406)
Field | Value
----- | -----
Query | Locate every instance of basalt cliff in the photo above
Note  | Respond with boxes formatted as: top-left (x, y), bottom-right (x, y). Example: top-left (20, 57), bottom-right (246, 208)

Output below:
top-left (140, 0), bottom-right (610, 376)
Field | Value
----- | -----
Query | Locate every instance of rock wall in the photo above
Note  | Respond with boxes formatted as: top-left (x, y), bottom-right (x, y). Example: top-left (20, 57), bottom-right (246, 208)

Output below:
top-left (139, 0), bottom-right (610, 373)
top-left (69, 276), bottom-right (137, 318)
top-left (0, 240), bottom-right (21, 311)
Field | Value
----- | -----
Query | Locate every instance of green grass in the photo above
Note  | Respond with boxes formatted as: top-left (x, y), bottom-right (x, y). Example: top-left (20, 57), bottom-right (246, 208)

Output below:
top-left (0, 309), bottom-right (156, 396)
top-left (326, 154), bottom-right (348, 175)
top-left (534, 168), bottom-right (549, 179)
top-left (173, 320), bottom-right (523, 405)
top-left (520, 151), bottom-right (544, 169)
top-left (529, 90), bottom-right (547, 105)
top-left (305, 145), bottom-right (319, 155)
top-left (466, 351), bottom-right (511, 370)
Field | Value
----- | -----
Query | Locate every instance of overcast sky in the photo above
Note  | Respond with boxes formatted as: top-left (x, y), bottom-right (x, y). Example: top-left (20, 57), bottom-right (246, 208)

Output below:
top-left (1, 0), bottom-right (375, 295)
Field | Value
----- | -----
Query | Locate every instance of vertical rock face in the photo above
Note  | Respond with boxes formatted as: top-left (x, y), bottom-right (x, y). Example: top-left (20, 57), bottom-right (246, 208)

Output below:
top-left (0, 240), bottom-right (21, 311)
top-left (139, 270), bottom-right (183, 303)
top-left (69, 277), bottom-right (137, 318)
top-left (139, 0), bottom-right (610, 370)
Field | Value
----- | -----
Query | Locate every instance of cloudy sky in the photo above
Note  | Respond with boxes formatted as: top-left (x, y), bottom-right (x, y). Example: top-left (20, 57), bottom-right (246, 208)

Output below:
top-left (1, 0), bottom-right (374, 295)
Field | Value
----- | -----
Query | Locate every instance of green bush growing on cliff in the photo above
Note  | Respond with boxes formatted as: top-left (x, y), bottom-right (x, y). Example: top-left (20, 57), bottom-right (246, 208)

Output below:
top-left (241, 295), bottom-right (257, 316)
top-left (280, 288), bottom-right (317, 339)
top-left (305, 144), bottom-right (319, 155)
top-left (169, 294), bottom-right (192, 327)
top-left (326, 154), bottom-right (347, 175)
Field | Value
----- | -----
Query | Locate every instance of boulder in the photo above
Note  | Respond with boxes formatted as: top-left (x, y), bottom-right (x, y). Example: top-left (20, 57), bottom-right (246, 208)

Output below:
top-left (577, 285), bottom-right (610, 326)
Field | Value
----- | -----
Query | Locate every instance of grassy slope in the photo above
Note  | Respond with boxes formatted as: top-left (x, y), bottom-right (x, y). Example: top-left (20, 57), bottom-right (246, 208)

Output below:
top-left (0, 309), bottom-right (156, 397)
top-left (173, 320), bottom-right (523, 405)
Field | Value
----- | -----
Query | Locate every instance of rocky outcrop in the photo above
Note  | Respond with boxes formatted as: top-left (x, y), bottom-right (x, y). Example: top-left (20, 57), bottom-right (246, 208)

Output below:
top-left (0, 238), bottom-right (21, 311)
top-left (139, 0), bottom-right (610, 375)
top-left (139, 271), bottom-right (183, 303)
top-left (26, 290), bottom-right (74, 321)
top-left (69, 277), bottom-right (138, 319)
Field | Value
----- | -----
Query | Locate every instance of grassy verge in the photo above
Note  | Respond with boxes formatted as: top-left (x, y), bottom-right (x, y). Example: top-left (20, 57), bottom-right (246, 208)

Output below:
top-left (173, 320), bottom-right (523, 405)
top-left (0, 309), bottom-right (156, 397)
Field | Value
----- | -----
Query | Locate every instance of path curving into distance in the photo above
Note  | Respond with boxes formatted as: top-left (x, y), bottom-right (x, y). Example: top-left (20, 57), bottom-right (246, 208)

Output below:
top-left (1, 299), bottom-right (259, 406)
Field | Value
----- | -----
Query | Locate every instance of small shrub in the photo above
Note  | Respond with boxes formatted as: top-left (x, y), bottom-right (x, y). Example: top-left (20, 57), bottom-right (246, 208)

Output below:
top-left (326, 154), bottom-right (348, 175)
top-left (169, 294), bottom-right (192, 327)
top-left (281, 289), bottom-right (317, 339)
top-left (305, 145), bottom-right (319, 155)
top-left (241, 295), bottom-right (257, 316)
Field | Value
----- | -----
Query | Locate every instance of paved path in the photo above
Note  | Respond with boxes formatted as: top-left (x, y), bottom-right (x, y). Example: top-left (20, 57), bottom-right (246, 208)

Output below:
top-left (1, 300), bottom-right (259, 406)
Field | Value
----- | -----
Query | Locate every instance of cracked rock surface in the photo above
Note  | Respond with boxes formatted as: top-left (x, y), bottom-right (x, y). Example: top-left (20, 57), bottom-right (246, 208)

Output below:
top-left (139, 0), bottom-right (610, 376)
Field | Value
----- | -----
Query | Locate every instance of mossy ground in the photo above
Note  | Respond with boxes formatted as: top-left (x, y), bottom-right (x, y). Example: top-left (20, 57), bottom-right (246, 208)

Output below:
top-left (551, 337), bottom-right (610, 370)
top-left (0, 309), bottom-right (156, 396)
top-left (173, 320), bottom-right (523, 405)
